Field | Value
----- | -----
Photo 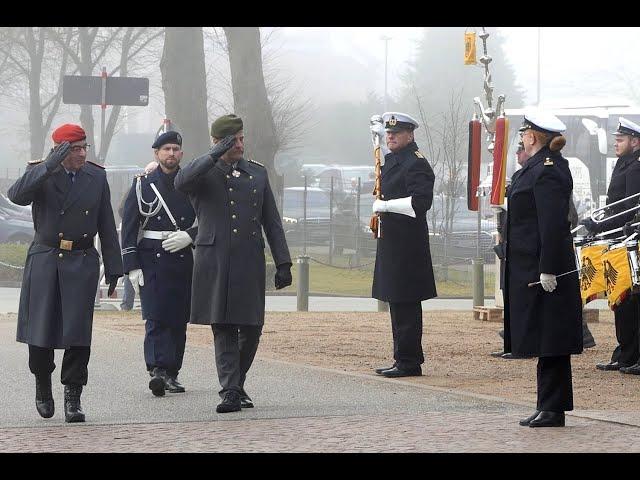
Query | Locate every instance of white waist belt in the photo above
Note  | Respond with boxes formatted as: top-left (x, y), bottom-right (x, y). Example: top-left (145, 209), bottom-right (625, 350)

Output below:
top-left (142, 230), bottom-right (174, 240)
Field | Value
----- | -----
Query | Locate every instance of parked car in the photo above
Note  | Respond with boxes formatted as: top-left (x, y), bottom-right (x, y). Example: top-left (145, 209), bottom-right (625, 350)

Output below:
top-left (0, 192), bottom-right (31, 221)
top-left (0, 210), bottom-right (34, 244)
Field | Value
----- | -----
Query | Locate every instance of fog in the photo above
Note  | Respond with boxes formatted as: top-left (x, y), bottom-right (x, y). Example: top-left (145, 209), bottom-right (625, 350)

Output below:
top-left (0, 26), bottom-right (638, 173)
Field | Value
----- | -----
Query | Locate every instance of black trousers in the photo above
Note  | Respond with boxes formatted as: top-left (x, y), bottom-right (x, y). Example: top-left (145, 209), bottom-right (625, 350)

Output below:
top-left (610, 295), bottom-right (639, 366)
top-left (144, 320), bottom-right (187, 378)
top-left (536, 355), bottom-right (573, 412)
top-left (28, 345), bottom-right (90, 386)
top-left (211, 324), bottom-right (262, 397)
top-left (389, 302), bottom-right (424, 369)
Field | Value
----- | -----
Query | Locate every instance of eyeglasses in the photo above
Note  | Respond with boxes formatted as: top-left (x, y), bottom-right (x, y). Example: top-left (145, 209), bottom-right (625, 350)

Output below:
top-left (69, 144), bottom-right (90, 153)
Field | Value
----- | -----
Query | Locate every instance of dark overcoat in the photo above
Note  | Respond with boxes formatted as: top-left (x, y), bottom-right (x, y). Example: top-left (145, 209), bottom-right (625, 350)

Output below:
top-left (503, 146), bottom-right (583, 357)
top-left (8, 160), bottom-right (123, 348)
top-left (120, 167), bottom-right (196, 325)
top-left (175, 156), bottom-right (291, 326)
top-left (372, 141), bottom-right (437, 302)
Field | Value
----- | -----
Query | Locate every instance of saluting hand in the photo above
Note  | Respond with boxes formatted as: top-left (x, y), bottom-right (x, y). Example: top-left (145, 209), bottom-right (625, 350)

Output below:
top-left (208, 135), bottom-right (236, 161)
top-left (44, 141), bottom-right (71, 171)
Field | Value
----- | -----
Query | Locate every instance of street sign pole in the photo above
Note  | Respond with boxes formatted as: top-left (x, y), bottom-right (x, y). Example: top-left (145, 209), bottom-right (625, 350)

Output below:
top-left (100, 67), bottom-right (107, 164)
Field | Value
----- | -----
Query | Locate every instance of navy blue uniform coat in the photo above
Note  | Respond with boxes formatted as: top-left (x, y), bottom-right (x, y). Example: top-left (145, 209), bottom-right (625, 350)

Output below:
top-left (120, 167), bottom-right (197, 325)
top-left (8, 160), bottom-right (123, 348)
top-left (372, 141), bottom-right (437, 302)
top-left (503, 146), bottom-right (583, 357)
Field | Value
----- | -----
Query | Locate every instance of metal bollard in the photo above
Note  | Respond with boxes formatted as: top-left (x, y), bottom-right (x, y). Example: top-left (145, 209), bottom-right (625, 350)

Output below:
top-left (377, 300), bottom-right (389, 312)
top-left (472, 257), bottom-right (484, 307)
top-left (297, 255), bottom-right (310, 311)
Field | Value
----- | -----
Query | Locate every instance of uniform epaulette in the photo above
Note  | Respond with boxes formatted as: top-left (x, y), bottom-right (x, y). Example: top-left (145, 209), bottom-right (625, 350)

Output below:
top-left (28, 159), bottom-right (43, 165)
top-left (414, 151), bottom-right (425, 159)
top-left (248, 158), bottom-right (265, 167)
top-left (543, 157), bottom-right (554, 166)
top-left (86, 160), bottom-right (105, 169)
top-left (134, 173), bottom-right (147, 179)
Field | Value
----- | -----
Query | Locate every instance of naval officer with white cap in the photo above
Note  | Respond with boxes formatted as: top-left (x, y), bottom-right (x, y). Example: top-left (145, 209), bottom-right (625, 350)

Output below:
top-left (581, 117), bottom-right (640, 374)
top-left (504, 109), bottom-right (583, 427)
top-left (371, 112), bottom-right (437, 378)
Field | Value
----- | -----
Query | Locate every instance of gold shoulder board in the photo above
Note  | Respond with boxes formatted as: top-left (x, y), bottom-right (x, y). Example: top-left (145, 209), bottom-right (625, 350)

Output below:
top-left (543, 158), bottom-right (554, 166)
top-left (248, 158), bottom-right (265, 167)
top-left (415, 151), bottom-right (425, 159)
top-left (28, 159), bottom-right (43, 165)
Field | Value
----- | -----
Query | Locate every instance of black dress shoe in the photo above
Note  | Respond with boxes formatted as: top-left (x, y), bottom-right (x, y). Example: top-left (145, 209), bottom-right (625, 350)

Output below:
top-left (64, 385), bottom-right (85, 423)
top-left (166, 376), bottom-right (185, 393)
top-left (596, 361), bottom-right (621, 371)
top-left (240, 394), bottom-right (254, 408)
top-left (501, 353), bottom-right (515, 359)
top-left (149, 367), bottom-right (167, 397)
top-left (381, 366), bottom-right (422, 378)
top-left (490, 350), bottom-right (505, 358)
top-left (375, 364), bottom-right (396, 374)
top-left (217, 391), bottom-right (241, 413)
top-left (519, 410), bottom-right (541, 426)
top-left (35, 375), bottom-right (54, 419)
top-left (529, 411), bottom-right (565, 428)
top-left (620, 363), bottom-right (640, 375)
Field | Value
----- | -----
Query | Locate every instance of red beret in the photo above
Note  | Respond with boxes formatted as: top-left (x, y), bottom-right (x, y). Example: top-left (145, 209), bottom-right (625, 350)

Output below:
top-left (52, 124), bottom-right (86, 144)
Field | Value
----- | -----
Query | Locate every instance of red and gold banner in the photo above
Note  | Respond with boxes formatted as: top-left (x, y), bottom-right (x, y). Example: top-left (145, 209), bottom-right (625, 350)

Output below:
top-left (490, 116), bottom-right (509, 206)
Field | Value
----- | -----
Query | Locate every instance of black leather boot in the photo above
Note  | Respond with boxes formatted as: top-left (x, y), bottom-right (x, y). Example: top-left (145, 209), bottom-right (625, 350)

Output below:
top-left (165, 376), bottom-right (185, 393)
top-left (529, 411), bottom-right (565, 427)
top-left (35, 375), bottom-right (54, 419)
top-left (216, 390), bottom-right (241, 413)
top-left (64, 385), bottom-right (85, 423)
top-left (519, 410), bottom-right (540, 426)
top-left (149, 367), bottom-right (167, 397)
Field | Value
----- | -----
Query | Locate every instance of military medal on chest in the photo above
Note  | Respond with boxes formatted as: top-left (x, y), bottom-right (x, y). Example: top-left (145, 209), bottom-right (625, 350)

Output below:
top-left (232, 169), bottom-right (241, 178)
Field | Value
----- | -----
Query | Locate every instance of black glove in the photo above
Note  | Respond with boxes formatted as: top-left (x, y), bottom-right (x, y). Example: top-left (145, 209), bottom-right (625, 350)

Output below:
top-left (579, 217), bottom-right (600, 235)
top-left (492, 242), bottom-right (505, 260)
top-left (44, 141), bottom-right (71, 171)
top-left (208, 135), bottom-right (236, 161)
top-left (107, 275), bottom-right (120, 297)
top-left (624, 221), bottom-right (639, 237)
top-left (274, 263), bottom-right (292, 290)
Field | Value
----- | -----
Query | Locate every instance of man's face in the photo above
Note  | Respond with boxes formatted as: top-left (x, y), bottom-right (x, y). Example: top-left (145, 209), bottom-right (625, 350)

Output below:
top-left (154, 143), bottom-right (183, 172)
top-left (614, 134), bottom-right (634, 157)
top-left (60, 139), bottom-right (89, 172)
top-left (219, 131), bottom-right (245, 164)
top-left (385, 129), bottom-right (413, 152)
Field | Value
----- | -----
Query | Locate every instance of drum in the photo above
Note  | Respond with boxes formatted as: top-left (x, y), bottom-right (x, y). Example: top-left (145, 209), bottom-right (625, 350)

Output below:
top-left (626, 239), bottom-right (640, 291)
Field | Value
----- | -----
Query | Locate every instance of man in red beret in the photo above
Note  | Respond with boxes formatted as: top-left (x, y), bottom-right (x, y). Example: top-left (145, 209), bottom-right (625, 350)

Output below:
top-left (8, 123), bottom-right (123, 423)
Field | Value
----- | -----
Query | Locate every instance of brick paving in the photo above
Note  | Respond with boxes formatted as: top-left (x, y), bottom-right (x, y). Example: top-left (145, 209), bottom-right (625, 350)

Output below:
top-left (1, 412), bottom-right (639, 453)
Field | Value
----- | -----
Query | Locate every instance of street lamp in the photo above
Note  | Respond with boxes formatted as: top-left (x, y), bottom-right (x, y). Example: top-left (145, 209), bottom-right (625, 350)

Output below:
top-left (381, 35), bottom-right (391, 111)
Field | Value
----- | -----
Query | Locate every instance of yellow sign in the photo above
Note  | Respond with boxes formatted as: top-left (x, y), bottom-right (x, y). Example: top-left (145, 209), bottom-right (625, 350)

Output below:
top-left (579, 244), bottom-right (607, 304)
top-left (464, 32), bottom-right (477, 65)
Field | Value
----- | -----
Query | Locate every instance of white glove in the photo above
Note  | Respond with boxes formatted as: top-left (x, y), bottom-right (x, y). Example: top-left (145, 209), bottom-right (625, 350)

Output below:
top-left (128, 269), bottom-right (144, 295)
top-left (162, 230), bottom-right (192, 253)
top-left (370, 122), bottom-right (385, 142)
top-left (539, 273), bottom-right (557, 292)
top-left (372, 199), bottom-right (388, 213)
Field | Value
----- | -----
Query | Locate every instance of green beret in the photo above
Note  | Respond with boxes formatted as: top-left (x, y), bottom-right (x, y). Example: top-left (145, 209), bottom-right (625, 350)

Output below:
top-left (210, 114), bottom-right (243, 138)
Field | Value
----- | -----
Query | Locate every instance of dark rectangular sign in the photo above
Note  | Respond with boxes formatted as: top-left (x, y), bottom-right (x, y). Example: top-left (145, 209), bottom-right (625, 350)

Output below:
top-left (63, 75), bottom-right (149, 106)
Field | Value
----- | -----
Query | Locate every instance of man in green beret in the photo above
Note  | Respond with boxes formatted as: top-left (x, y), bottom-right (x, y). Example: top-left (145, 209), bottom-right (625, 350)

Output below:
top-left (175, 114), bottom-right (292, 413)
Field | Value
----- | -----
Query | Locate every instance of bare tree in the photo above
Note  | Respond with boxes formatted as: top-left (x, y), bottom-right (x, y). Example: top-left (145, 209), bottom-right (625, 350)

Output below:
top-left (47, 27), bottom-right (163, 163)
top-left (437, 90), bottom-right (470, 234)
top-left (0, 28), bottom-right (72, 160)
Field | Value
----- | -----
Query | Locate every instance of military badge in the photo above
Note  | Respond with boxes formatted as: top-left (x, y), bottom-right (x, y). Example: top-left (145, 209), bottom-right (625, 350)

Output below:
top-left (543, 158), bottom-right (554, 166)
top-left (232, 169), bottom-right (241, 177)
top-left (389, 116), bottom-right (397, 126)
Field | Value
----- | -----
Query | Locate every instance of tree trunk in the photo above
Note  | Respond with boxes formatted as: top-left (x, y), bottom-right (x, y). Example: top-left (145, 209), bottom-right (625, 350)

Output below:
top-left (223, 27), bottom-right (282, 204)
top-left (160, 27), bottom-right (210, 162)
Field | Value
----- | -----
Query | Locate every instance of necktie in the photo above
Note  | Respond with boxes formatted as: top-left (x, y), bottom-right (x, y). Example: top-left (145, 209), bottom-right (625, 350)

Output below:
top-left (68, 171), bottom-right (75, 183)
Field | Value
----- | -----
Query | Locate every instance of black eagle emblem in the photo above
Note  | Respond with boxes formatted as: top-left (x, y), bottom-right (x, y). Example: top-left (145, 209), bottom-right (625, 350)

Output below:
top-left (604, 260), bottom-right (618, 294)
top-left (580, 257), bottom-right (598, 291)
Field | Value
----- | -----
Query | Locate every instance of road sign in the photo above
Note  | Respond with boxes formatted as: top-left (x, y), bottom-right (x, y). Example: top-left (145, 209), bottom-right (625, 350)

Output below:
top-left (63, 75), bottom-right (149, 106)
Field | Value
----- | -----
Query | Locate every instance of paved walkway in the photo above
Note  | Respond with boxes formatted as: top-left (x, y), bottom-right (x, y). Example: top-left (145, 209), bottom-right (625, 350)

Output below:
top-left (0, 315), bottom-right (638, 452)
